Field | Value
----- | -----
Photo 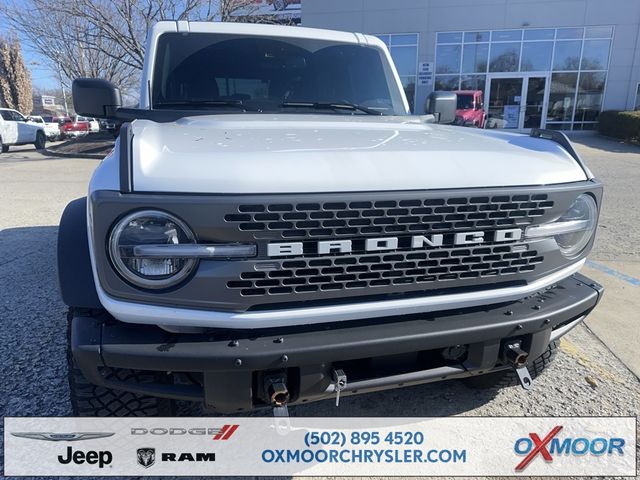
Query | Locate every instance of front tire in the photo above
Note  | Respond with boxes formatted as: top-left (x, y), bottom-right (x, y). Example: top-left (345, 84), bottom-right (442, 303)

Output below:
top-left (463, 340), bottom-right (559, 389)
top-left (67, 311), bottom-right (175, 416)
top-left (34, 131), bottom-right (46, 150)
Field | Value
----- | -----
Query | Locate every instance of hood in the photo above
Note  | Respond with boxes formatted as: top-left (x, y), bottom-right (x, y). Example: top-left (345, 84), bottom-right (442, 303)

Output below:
top-left (130, 114), bottom-right (587, 194)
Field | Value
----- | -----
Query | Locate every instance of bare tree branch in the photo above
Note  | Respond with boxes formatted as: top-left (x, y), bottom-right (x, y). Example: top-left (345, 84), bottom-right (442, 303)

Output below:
top-left (0, 0), bottom-right (297, 103)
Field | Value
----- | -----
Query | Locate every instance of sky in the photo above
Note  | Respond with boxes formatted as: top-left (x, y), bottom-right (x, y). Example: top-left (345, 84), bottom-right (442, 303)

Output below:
top-left (0, 1), bottom-right (302, 93)
top-left (0, 11), bottom-right (59, 90)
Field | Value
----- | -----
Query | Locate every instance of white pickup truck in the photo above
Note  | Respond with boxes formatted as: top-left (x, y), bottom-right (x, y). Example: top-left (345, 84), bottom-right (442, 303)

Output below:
top-left (0, 108), bottom-right (46, 152)
top-left (28, 115), bottom-right (61, 140)
top-left (59, 21), bottom-right (603, 416)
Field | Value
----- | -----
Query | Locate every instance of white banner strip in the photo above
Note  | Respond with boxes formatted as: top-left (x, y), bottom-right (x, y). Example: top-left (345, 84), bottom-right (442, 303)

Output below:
top-left (3, 416), bottom-right (636, 476)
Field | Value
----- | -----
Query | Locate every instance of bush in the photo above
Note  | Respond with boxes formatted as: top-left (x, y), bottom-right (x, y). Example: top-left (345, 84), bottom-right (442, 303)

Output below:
top-left (597, 110), bottom-right (640, 142)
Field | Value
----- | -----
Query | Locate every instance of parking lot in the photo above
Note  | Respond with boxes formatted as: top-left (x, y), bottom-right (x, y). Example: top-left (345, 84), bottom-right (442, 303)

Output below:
top-left (0, 134), bottom-right (638, 424)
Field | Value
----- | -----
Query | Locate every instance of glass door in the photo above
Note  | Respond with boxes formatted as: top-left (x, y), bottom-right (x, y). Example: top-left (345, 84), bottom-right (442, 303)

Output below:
top-left (486, 77), bottom-right (523, 129)
top-left (523, 77), bottom-right (547, 128)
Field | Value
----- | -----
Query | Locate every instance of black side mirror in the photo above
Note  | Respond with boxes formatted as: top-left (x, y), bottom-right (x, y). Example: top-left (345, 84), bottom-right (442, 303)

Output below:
top-left (72, 78), bottom-right (122, 118)
top-left (425, 91), bottom-right (456, 124)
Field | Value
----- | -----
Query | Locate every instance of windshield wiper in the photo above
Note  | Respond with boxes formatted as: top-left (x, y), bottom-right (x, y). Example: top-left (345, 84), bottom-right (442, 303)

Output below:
top-left (153, 100), bottom-right (255, 112)
top-left (281, 101), bottom-right (383, 115)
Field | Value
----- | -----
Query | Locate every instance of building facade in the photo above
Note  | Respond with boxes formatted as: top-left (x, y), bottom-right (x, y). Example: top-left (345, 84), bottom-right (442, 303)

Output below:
top-left (302, 0), bottom-right (640, 130)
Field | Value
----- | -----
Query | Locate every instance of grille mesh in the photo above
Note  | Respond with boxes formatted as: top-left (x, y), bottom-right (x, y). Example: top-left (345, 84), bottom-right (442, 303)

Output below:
top-left (227, 245), bottom-right (543, 297)
top-left (224, 194), bottom-right (554, 239)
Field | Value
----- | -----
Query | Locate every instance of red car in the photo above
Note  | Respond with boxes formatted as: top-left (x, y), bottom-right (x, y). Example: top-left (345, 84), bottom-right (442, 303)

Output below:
top-left (454, 90), bottom-right (486, 128)
top-left (61, 115), bottom-right (90, 138)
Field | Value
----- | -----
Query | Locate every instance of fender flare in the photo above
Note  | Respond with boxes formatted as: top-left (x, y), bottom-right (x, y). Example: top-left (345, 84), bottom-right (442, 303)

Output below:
top-left (58, 197), bottom-right (102, 309)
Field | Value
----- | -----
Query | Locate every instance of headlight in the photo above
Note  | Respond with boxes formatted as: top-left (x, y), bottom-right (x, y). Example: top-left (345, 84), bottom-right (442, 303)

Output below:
top-left (525, 194), bottom-right (597, 258)
top-left (109, 210), bottom-right (197, 289)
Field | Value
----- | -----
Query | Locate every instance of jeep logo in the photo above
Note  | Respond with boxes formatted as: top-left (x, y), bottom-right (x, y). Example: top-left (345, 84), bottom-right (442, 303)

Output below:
top-left (58, 446), bottom-right (112, 468)
top-left (267, 228), bottom-right (522, 257)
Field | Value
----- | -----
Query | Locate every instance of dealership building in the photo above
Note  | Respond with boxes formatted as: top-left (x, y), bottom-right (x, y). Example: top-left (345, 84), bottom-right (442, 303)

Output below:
top-left (301, 0), bottom-right (640, 131)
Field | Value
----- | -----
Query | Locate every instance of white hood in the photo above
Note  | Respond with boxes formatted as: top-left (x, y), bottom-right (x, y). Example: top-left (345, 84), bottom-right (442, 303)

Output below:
top-left (130, 114), bottom-right (587, 194)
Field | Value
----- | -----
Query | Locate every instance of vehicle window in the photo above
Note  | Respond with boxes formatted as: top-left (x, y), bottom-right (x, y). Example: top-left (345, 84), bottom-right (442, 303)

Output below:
top-left (9, 111), bottom-right (25, 122)
top-left (0, 110), bottom-right (11, 121)
top-left (42, 116), bottom-right (54, 122)
top-left (152, 33), bottom-right (407, 115)
top-left (457, 95), bottom-right (474, 109)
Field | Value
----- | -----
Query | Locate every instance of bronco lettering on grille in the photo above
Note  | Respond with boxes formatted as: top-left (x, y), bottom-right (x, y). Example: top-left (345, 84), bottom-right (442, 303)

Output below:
top-left (267, 228), bottom-right (522, 257)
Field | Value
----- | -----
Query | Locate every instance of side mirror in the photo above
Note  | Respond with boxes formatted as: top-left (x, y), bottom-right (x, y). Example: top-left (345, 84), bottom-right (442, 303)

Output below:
top-left (425, 91), bottom-right (456, 124)
top-left (72, 78), bottom-right (122, 118)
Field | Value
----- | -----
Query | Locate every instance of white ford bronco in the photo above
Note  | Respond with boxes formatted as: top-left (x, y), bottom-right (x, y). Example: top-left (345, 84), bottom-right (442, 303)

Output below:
top-left (59, 21), bottom-right (603, 416)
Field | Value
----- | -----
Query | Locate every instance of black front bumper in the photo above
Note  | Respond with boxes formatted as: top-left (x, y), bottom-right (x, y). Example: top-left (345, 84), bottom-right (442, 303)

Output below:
top-left (72, 273), bottom-right (603, 413)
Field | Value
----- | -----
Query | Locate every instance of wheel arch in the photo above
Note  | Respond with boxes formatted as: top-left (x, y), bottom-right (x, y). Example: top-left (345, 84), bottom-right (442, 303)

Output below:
top-left (58, 197), bottom-right (102, 309)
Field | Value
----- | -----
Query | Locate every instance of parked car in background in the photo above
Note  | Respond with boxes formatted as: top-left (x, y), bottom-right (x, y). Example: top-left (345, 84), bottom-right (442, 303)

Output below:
top-left (88, 117), bottom-right (100, 133)
top-left (0, 108), bottom-right (46, 152)
top-left (99, 118), bottom-right (122, 137)
top-left (453, 90), bottom-right (486, 128)
top-left (61, 116), bottom-right (90, 138)
top-left (28, 115), bottom-right (62, 140)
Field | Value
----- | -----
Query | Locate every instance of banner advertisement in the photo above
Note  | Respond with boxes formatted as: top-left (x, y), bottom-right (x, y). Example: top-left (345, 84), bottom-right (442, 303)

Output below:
top-left (4, 416), bottom-right (636, 477)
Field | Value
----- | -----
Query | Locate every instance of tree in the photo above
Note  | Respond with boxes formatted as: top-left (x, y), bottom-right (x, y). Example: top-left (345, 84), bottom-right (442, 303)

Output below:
top-left (0, 35), bottom-right (33, 114)
top-left (1, 0), bottom-right (293, 101)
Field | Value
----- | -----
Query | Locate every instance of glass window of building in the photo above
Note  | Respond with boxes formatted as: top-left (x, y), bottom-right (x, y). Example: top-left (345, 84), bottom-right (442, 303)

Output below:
top-left (461, 75), bottom-right (485, 92)
top-left (489, 42), bottom-right (520, 72)
top-left (462, 43), bottom-right (489, 73)
top-left (547, 72), bottom-right (578, 123)
top-left (585, 26), bottom-right (613, 38)
top-left (553, 41), bottom-right (582, 71)
top-left (436, 44), bottom-right (461, 73)
top-left (464, 31), bottom-right (490, 43)
top-left (434, 26), bottom-right (613, 129)
top-left (491, 30), bottom-right (522, 42)
top-left (581, 39), bottom-right (611, 70)
top-left (521, 41), bottom-right (553, 71)
top-left (377, 33), bottom-right (418, 112)
top-left (524, 29), bottom-right (555, 41)
top-left (437, 32), bottom-right (462, 43)
top-left (556, 27), bottom-right (583, 39)
top-left (574, 72), bottom-right (606, 124)
top-left (435, 75), bottom-right (460, 91)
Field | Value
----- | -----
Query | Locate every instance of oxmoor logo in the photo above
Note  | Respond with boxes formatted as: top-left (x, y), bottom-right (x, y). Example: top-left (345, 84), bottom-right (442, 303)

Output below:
top-left (514, 425), bottom-right (626, 471)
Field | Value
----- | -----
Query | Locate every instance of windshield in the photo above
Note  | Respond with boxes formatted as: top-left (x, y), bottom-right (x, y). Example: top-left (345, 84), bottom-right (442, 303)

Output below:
top-left (151, 33), bottom-right (407, 115)
top-left (456, 94), bottom-right (474, 110)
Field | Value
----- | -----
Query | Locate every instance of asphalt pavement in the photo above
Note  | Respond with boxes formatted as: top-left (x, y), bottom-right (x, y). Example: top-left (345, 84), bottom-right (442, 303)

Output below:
top-left (0, 135), bottom-right (639, 476)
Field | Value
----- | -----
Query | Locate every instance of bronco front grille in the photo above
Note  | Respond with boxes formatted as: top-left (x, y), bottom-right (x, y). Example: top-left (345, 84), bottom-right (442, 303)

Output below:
top-left (223, 194), bottom-right (554, 239)
top-left (227, 245), bottom-right (544, 297)
top-left (221, 193), bottom-right (557, 301)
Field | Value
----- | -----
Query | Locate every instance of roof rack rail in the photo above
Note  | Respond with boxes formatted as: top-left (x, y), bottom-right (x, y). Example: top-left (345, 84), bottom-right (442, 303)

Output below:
top-left (530, 128), bottom-right (592, 179)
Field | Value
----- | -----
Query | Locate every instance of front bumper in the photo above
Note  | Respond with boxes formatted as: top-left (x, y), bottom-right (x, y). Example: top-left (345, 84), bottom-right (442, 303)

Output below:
top-left (72, 273), bottom-right (603, 413)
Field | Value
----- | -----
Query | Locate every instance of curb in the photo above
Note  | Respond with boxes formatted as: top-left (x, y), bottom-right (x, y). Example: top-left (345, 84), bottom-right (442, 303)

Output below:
top-left (42, 148), bottom-right (106, 160)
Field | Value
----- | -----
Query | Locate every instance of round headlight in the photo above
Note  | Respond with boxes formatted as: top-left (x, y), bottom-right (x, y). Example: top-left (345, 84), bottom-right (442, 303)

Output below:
top-left (109, 210), bottom-right (197, 289)
top-left (554, 194), bottom-right (597, 258)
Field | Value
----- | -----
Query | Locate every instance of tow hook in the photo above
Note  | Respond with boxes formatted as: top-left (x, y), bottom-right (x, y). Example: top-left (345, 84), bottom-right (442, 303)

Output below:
top-left (503, 342), bottom-right (533, 390)
top-left (265, 376), bottom-right (290, 418)
top-left (332, 369), bottom-right (347, 407)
